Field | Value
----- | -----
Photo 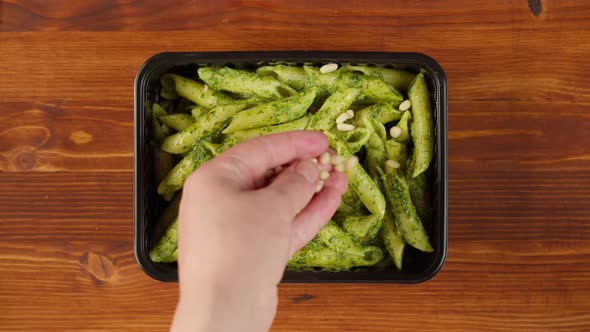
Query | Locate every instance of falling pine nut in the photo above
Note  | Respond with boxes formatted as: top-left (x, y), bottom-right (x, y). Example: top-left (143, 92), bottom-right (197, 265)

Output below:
top-left (386, 160), bottom-right (401, 169)
top-left (336, 123), bottom-right (355, 131)
top-left (330, 155), bottom-right (344, 165)
top-left (345, 156), bottom-right (359, 170)
top-left (315, 180), bottom-right (325, 193)
top-left (320, 63), bottom-right (338, 74)
top-left (336, 112), bottom-right (349, 124)
top-left (319, 152), bottom-right (331, 165)
top-left (320, 170), bottom-right (330, 180)
top-left (389, 126), bottom-right (402, 138)
top-left (399, 100), bottom-right (411, 111)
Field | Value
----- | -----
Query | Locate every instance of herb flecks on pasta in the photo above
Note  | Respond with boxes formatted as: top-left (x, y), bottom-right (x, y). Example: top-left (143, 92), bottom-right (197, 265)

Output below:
top-left (148, 63), bottom-right (435, 271)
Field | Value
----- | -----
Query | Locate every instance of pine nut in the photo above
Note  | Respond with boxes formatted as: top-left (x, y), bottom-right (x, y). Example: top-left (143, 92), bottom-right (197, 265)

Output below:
top-left (336, 112), bottom-right (349, 124)
top-left (336, 123), bottom-right (355, 131)
top-left (320, 170), bottom-right (330, 180)
top-left (345, 156), bottom-right (359, 170)
top-left (315, 180), bottom-right (325, 193)
top-left (319, 152), bottom-right (331, 165)
top-left (330, 155), bottom-right (344, 165)
top-left (389, 126), bottom-right (402, 138)
top-left (399, 100), bottom-right (411, 111)
top-left (386, 160), bottom-right (400, 169)
top-left (320, 63), bottom-right (338, 74)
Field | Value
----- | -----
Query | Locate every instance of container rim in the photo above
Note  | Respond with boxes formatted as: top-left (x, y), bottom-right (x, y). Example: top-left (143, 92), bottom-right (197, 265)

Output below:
top-left (134, 51), bottom-right (448, 283)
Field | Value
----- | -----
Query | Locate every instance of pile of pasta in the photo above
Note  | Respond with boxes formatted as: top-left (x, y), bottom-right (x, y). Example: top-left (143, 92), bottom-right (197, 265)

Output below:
top-left (148, 63), bottom-right (434, 271)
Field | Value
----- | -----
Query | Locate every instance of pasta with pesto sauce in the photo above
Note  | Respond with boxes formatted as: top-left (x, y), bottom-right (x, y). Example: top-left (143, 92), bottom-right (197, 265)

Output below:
top-left (148, 63), bottom-right (435, 271)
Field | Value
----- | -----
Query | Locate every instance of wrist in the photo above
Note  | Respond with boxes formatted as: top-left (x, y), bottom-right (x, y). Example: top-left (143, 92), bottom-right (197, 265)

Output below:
top-left (173, 276), bottom-right (278, 332)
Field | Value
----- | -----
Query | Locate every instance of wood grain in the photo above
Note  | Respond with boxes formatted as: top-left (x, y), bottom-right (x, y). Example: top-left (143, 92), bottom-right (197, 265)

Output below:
top-left (1, 0), bottom-right (590, 331)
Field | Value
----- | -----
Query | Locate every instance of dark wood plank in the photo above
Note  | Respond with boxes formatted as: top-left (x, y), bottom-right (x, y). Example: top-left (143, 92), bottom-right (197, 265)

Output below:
top-left (0, 101), bottom-right (133, 171)
top-left (2, 100), bottom-right (590, 172)
top-left (0, 2), bottom-right (589, 104)
top-left (2, 0), bottom-right (589, 32)
top-left (1, 166), bottom-right (589, 331)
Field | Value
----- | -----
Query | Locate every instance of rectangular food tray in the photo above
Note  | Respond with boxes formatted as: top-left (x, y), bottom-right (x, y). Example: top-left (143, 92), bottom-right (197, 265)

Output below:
top-left (134, 51), bottom-right (448, 283)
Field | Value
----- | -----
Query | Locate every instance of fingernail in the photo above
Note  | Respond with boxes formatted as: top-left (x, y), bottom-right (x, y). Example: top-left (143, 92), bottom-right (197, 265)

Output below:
top-left (295, 159), bottom-right (320, 184)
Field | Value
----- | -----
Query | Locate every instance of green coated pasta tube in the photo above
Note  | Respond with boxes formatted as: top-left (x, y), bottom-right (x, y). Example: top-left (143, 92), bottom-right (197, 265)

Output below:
top-left (151, 102), bottom-right (171, 143)
top-left (407, 157), bottom-right (433, 224)
top-left (381, 209), bottom-right (406, 270)
top-left (394, 111), bottom-right (412, 144)
top-left (288, 246), bottom-right (383, 271)
top-left (408, 73), bottom-right (434, 178)
top-left (355, 102), bottom-right (404, 125)
top-left (289, 221), bottom-right (383, 270)
top-left (149, 218), bottom-right (178, 263)
top-left (198, 66), bottom-right (297, 100)
top-left (356, 109), bottom-right (387, 140)
top-left (304, 66), bottom-right (403, 104)
top-left (159, 75), bottom-right (179, 100)
top-left (365, 132), bottom-right (388, 179)
top-left (385, 140), bottom-right (408, 173)
top-left (150, 193), bottom-right (181, 249)
top-left (256, 65), bottom-right (307, 91)
top-left (153, 146), bottom-right (174, 186)
top-left (327, 132), bottom-right (386, 219)
top-left (159, 113), bottom-right (195, 132)
top-left (318, 220), bottom-right (359, 252)
top-left (338, 72), bottom-right (403, 104)
top-left (342, 214), bottom-right (382, 244)
top-left (303, 65), bottom-right (340, 97)
top-left (333, 126), bottom-right (372, 154)
top-left (222, 88), bottom-right (317, 134)
top-left (317, 220), bottom-right (384, 262)
top-left (220, 114), bottom-right (310, 152)
top-left (161, 102), bottom-right (249, 154)
top-left (341, 65), bottom-right (416, 92)
top-left (160, 73), bottom-right (235, 109)
top-left (382, 172), bottom-right (433, 252)
top-left (190, 105), bottom-right (208, 120)
top-left (157, 142), bottom-right (213, 198)
top-left (336, 186), bottom-right (367, 215)
top-left (306, 88), bottom-right (360, 131)
top-left (202, 141), bottom-right (221, 157)
top-left (288, 242), bottom-right (383, 270)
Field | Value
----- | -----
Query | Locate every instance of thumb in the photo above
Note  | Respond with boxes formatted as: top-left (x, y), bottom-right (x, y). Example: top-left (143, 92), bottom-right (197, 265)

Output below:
top-left (261, 158), bottom-right (321, 218)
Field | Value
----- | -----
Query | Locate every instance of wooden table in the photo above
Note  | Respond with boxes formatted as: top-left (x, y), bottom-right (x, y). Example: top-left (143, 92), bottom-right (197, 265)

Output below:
top-left (1, 1), bottom-right (589, 331)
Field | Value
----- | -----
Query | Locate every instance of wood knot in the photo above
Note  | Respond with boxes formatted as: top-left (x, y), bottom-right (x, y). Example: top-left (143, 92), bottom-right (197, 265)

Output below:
top-left (14, 150), bottom-right (37, 171)
top-left (528, 0), bottom-right (542, 17)
top-left (69, 130), bottom-right (93, 145)
top-left (80, 252), bottom-right (116, 282)
top-left (0, 126), bottom-right (50, 152)
top-left (292, 293), bottom-right (316, 303)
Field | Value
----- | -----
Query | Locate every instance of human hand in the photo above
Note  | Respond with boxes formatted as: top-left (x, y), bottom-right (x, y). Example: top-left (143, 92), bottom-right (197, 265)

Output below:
top-left (170, 131), bottom-right (348, 332)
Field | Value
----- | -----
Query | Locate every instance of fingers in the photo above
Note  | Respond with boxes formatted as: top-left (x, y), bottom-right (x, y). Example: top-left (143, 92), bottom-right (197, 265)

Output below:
top-left (288, 171), bottom-right (348, 255)
top-left (210, 131), bottom-right (329, 189)
top-left (261, 158), bottom-right (321, 218)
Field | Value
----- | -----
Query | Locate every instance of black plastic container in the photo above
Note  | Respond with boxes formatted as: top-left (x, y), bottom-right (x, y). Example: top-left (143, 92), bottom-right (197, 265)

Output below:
top-left (134, 51), bottom-right (448, 283)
